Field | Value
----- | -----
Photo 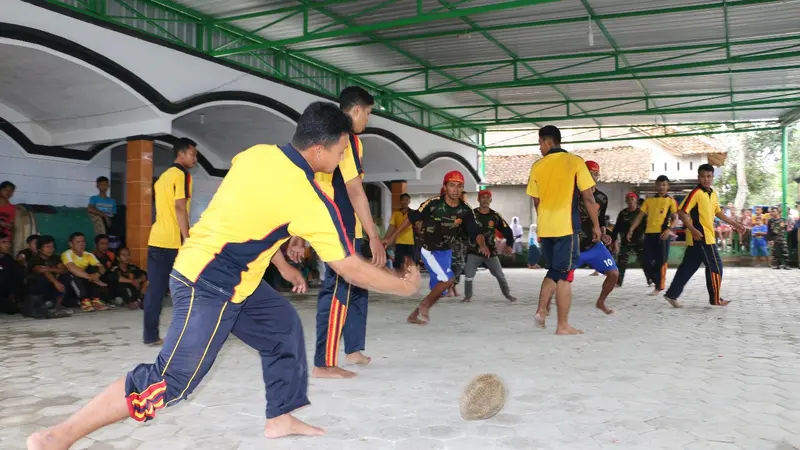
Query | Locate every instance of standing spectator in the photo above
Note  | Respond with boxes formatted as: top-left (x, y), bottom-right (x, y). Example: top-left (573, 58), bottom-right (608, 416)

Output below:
top-left (767, 207), bottom-right (790, 269)
top-left (88, 176), bottom-right (117, 235)
top-left (510, 216), bottom-right (525, 254)
top-left (110, 247), bottom-right (148, 310)
top-left (0, 233), bottom-right (18, 314)
top-left (750, 216), bottom-right (769, 266)
top-left (740, 209), bottom-right (753, 253)
top-left (527, 224), bottom-right (541, 269)
top-left (61, 232), bottom-right (110, 311)
top-left (386, 193), bottom-right (416, 273)
top-left (0, 181), bottom-right (16, 237)
top-left (25, 235), bottom-right (70, 319)
top-left (143, 138), bottom-right (197, 346)
top-left (16, 234), bottom-right (39, 268)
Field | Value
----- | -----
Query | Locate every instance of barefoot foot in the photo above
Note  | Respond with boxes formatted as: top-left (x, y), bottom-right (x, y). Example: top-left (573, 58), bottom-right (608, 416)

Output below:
top-left (664, 296), bottom-right (682, 308)
top-left (344, 352), bottom-right (371, 366)
top-left (534, 313), bottom-right (546, 329)
top-left (716, 299), bottom-right (731, 306)
top-left (27, 430), bottom-right (69, 450)
top-left (418, 304), bottom-right (430, 322)
top-left (460, 297), bottom-right (471, 303)
top-left (596, 302), bottom-right (614, 315)
top-left (311, 366), bottom-right (357, 379)
top-left (555, 324), bottom-right (584, 335)
top-left (265, 414), bottom-right (325, 439)
top-left (648, 289), bottom-right (662, 297)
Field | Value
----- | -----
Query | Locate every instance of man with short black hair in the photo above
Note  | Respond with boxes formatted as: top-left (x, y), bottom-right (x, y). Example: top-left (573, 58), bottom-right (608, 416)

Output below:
top-left (664, 164), bottom-right (746, 307)
top-left (527, 125), bottom-right (600, 335)
top-left (628, 175), bottom-right (678, 295)
top-left (387, 192), bottom-right (417, 274)
top-left (61, 232), bottom-right (109, 312)
top-left (142, 138), bottom-right (197, 346)
top-left (88, 176), bottom-right (117, 235)
top-left (27, 101), bottom-right (421, 449)
top-left (612, 192), bottom-right (648, 287)
top-left (293, 87), bottom-right (385, 378)
top-left (16, 234), bottom-right (40, 268)
top-left (767, 206), bottom-right (790, 269)
top-left (25, 235), bottom-right (70, 319)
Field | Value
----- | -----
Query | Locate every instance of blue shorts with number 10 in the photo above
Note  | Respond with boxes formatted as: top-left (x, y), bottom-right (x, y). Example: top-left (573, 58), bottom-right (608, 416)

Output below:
top-left (577, 242), bottom-right (618, 273)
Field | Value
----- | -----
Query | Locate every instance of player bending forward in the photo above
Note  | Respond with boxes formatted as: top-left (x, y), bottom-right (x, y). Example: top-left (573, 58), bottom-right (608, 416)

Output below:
top-left (27, 102), bottom-right (420, 450)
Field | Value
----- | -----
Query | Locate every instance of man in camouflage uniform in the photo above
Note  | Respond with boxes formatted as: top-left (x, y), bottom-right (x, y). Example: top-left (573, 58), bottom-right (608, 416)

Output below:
top-left (767, 206), bottom-right (791, 269)
top-left (611, 192), bottom-right (649, 287)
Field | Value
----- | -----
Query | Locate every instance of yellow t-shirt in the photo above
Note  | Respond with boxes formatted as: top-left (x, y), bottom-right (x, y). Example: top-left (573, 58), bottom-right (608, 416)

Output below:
top-left (148, 164), bottom-right (192, 249)
top-left (679, 185), bottom-right (721, 246)
top-left (174, 144), bottom-right (353, 303)
top-left (526, 149), bottom-right (596, 238)
top-left (641, 195), bottom-right (678, 234)
top-left (390, 209), bottom-right (414, 245)
top-left (315, 134), bottom-right (364, 239)
top-left (61, 249), bottom-right (101, 270)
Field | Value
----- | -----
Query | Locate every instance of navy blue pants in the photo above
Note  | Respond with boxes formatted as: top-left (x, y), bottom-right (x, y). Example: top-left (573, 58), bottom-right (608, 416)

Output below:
top-left (125, 271), bottom-right (309, 422)
top-left (142, 246), bottom-right (178, 344)
top-left (314, 238), bottom-right (368, 368)
top-left (665, 244), bottom-right (724, 305)
top-left (643, 234), bottom-right (671, 290)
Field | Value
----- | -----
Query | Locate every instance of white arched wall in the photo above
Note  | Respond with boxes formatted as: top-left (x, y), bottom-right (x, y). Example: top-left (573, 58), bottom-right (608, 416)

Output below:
top-left (359, 134), bottom-right (418, 183)
top-left (409, 157), bottom-right (481, 194)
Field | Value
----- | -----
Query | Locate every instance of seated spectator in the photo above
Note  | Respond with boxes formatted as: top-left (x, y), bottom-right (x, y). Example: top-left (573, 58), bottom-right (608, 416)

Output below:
top-left (0, 181), bottom-right (15, 237)
top-left (88, 176), bottom-right (117, 235)
top-left (109, 247), bottom-right (147, 310)
top-left (25, 235), bottom-right (70, 319)
top-left (0, 232), bottom-right (19, 314)
top-left (92, 234), bottom-right (116, 270)
top-left (61, 232), bottom-right (110, 312)
top-left (16, 234), bottom-right (39, 269)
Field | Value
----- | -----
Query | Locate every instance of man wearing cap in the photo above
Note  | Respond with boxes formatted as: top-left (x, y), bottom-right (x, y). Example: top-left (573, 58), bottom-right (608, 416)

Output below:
top-left (462, 190), bottom-right (516, 304)
top-left (573, 161), bottom-right (620, 315)
top-left (384, 170), bottom-right (489, 324)
top-left (628, 175), bottom-right (678, 295)
top-left (527, 126), bottom-right (600, 335)
top-left (611, 192), bottom-right (649, 287)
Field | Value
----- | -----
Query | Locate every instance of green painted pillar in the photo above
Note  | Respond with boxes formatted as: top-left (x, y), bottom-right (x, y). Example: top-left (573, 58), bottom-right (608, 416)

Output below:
top-left (782, 126), bottom-right (789, 218)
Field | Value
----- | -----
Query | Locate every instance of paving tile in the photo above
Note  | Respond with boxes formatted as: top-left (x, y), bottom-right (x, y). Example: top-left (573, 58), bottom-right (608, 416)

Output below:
top-left (2, 268), bottom-right (800, 449)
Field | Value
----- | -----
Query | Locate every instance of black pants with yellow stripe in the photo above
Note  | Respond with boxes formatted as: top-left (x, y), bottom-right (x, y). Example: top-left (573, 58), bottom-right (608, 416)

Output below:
top-left (665, 243), bottom-right (724, 305)
top-left (314, 238), bottom-right (368, 368)
top-left (643, 233), bottom-right (671, 290)
top-left (125, 270), bottom-right (309, 422)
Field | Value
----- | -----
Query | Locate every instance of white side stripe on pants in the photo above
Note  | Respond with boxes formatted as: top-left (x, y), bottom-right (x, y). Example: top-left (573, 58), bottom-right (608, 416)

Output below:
top-left (420, 248), bottom-right (448, 282)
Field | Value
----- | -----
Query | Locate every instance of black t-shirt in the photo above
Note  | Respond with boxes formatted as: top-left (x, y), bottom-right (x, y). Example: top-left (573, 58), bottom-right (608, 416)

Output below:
top-left (17, 248), bottom-right (34, 267)
top-left (110, 262), bottom-right (145, 284)
top-left (27, 254), bottom-right (62, 283)
top-left (470, 208), bottom-right (514, 257)
top-left (408, 196), bottom-right (480, 251)
top-left (612, 208), bottom-right (644, 245)
top-left (0, 253), bottom-right (15, 278)
top-left (579, 189), bottom-right (608, 252)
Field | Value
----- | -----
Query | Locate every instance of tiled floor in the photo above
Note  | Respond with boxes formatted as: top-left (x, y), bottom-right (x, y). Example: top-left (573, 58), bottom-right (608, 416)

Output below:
top-left (2, 267), bottom-right (800, 449)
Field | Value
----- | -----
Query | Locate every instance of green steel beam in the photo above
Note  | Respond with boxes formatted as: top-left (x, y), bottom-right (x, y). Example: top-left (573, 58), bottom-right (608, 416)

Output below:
top-left (435, 0), bottom-right (599, 127)
top-left (380, 50), bottom-right (800, 98)
top-left (579, 0), bottom-right (664, 124)
top-left (779, 106), bottom-right (800, 125)
top-left (432, 97), bottom-right (800, 129)
top-left (782, 126), bottom-right (789, 217)
top-left (490, 121), bottom-right (780, 132)
top-left (723, 0), bottom-right (736, 122)
top-left (214, 0), bottom-right (366, 23)
top-left (291, 0), bottom-right (786, 51)
top-left (292, 0), bottom-right (528, 125)
top-left (41, 0), bottom-right (481, 143)
top-left (484, 125), bottom-right (783, 149)
top-left (212, 0), bottom-right (559, 57)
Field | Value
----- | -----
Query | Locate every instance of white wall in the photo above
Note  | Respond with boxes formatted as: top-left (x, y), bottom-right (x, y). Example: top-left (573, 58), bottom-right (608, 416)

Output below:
top-left (0, 133), bottom-right (110, 207)
top-left (4, 1), bottom-right (478, 170)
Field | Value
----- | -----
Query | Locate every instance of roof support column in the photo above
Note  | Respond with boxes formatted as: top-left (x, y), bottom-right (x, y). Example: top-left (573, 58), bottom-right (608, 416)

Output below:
top-left (781, 126), bottom-right (789, 219)
top-left (126, 137), bottom-right (154, 269)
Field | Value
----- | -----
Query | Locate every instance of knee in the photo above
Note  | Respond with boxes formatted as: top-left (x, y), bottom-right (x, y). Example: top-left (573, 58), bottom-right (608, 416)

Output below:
top-left (607, 271), bottom-right (620, 282)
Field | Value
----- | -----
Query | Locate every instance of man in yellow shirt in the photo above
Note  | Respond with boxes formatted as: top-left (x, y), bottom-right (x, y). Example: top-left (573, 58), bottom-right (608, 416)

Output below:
top-left (28, 102), bottom-right (421, 449)
top-left (627, 175), bottom-right (678, 296)
top-left (61, 232), bottom-right (109, 312)
top-left (386, 193), bottom-right (416, 273)
top-left (664, 164), bottom-right (746, 307)
top-left (302, 87), bottom-right (384, 378)
top-left (526, 125), bottom-right (600, 335)
top-left (142, 138), bottom-right (197, 346)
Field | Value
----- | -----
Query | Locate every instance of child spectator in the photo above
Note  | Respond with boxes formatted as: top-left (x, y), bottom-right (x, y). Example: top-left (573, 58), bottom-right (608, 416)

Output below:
top-left (0, 233), bottom-right (19, 314)
top-left (92, 234), bottom-right (116, 270)
top-left (751, 216), bottom-right (769, 266)
top-left (25, 235), bottom-right (70, 319)
top-left (88, 176), bottom-right (117, 235)
top-left (740, 209), bottom-right (753, 253)
top-left (61, 232), bottom-right (109, 312)
top-left (16, 234), bottom-right (39, 268)
top-left (0, 181), bottom-right (15, 236)
top-left (110, 247), bottom-right (147, 310)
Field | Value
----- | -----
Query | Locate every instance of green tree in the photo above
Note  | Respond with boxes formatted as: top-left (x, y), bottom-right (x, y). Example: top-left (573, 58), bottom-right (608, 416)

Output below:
top-left (716, 129), bottom-right (783, 207)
